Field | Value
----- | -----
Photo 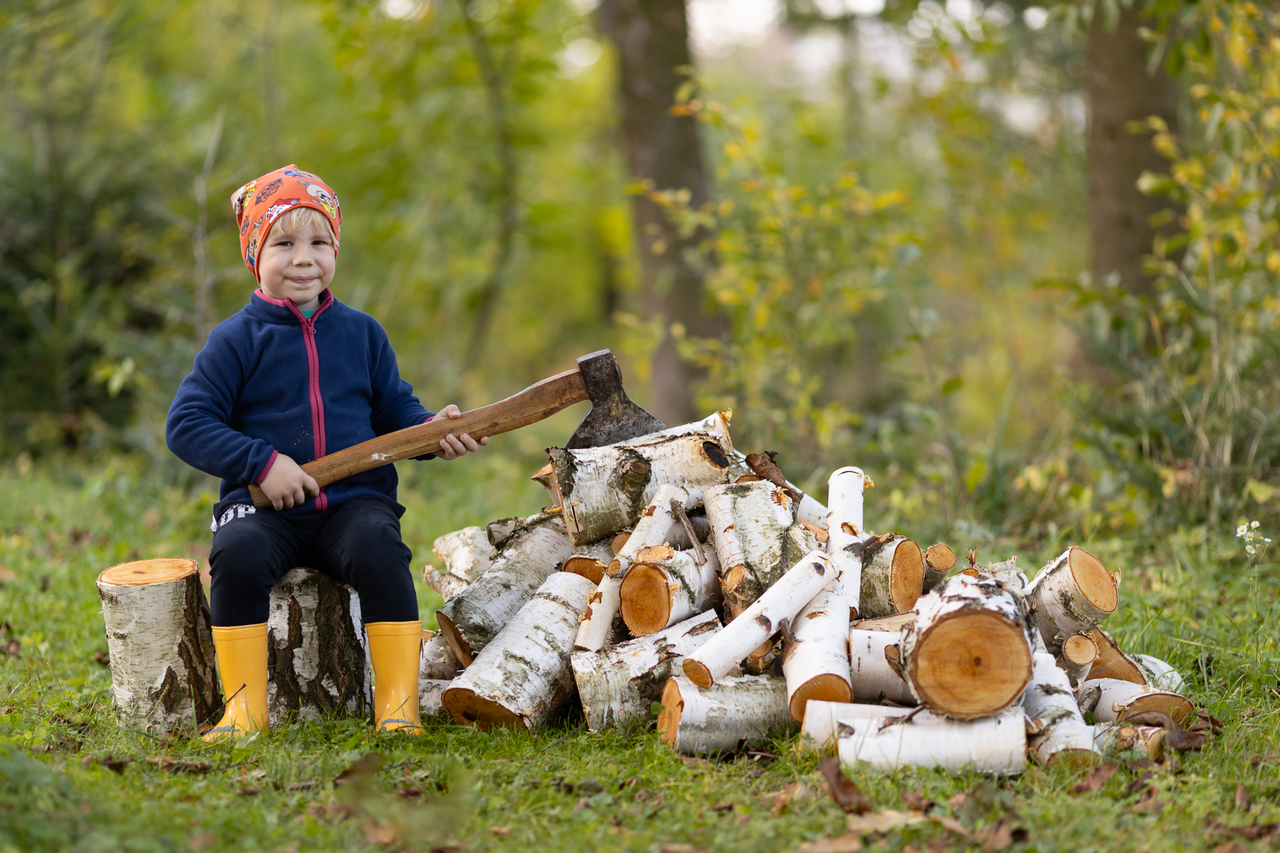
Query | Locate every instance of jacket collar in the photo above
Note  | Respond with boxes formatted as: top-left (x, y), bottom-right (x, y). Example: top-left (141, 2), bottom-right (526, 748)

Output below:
top-left (249, 288), bottom-right (336, 324)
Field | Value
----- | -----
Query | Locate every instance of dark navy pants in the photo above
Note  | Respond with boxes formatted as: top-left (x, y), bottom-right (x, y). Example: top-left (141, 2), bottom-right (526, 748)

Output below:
top-left (208, 495), bottom-right (418, 627)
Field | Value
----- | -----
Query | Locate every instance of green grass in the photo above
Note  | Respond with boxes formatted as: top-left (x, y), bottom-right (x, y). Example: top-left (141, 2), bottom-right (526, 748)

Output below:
top-left (2, 449), bottom-right (1279, 853)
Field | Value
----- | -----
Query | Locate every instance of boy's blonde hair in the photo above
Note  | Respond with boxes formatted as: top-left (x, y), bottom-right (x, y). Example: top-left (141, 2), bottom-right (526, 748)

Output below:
top-left (273, 206), bottom-right (335, 240)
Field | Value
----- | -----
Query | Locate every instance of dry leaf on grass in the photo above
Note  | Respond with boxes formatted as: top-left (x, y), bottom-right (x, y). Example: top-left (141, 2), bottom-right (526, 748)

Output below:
top-left (975, 819), bottom-right (1027, 852)
top-left (1234, 785), bottom-right (1251, 812)
top-left (929, 815), bottom-right (970, 838)
top-left (82, 755), bottom-right (134, 774)
top-left (656, 844), bottom-right (708, 853)
top-left (819, 755), bottom-right (872, 815)
top-left (1164, 729), bottom-right (1206, 751)
top-left (845, 810), bottom-right (926, 835)
top-left (1068, 763), bottom-right (1118, 795)
top-left (145, 757), bottom-right (212, 775)
top-left (334, 752), bottom-right (383, 785)
top-left (901, 791), bottom-right (935, 813)
top-left (0, 567), bottom-right (14, 584)
top-left (798, 835), bottom-right (863, 853)
top-left (490, 826), bottom-right (511, 837)
top-left (90, 652), bottom-right (109, 667)
top-left (763, 782), bottom-right (812, 815)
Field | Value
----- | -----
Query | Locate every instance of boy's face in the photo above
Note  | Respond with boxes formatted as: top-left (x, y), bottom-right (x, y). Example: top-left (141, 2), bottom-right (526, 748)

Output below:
top-left (257, 219), bottom-right (336, 313)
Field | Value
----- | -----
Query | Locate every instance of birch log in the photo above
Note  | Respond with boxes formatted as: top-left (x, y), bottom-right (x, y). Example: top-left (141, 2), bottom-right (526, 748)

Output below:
top-left (572, 610), bottom-right (721, 731)
top-left (1091, 723), bottom-right (1166, 761)
top-left (852, 613), bottom-right (915, 633)
top-left (826, 466), bottom-right (869, 611)
top-left (619, 548), bottom-right (721, 636)
top-left (898, 574), bottom-right (1034, 719)
top-left (574, 573), bottom-right (624, 653)
top-left (838, 706), bottom-right (1027, 775)
top-left (858, 535), bottom-right (925, 619)
top-left (921, 544), bottom-right (956, 595)
top-left (420, 679), bottom-right (449, 718)
top-left (562, 538), bottom-right (617, 586)
top-left (800, 701), bottom-right (918, 751)
top-left (266, 568), bottom-right (371, 721)
top-left (1131, 654), bottom-right (1184, 692)
top-left (782, 585), bottom-right (853, 722)
top-left (545, 413), bottom-right (734, 546)
top-left (683, 551), bottom-right (837, 687)
top-left (1078, 677), bottom-right (1195, 725)
top-left (727, 449), bottom-right (829, 527)
top-left (424, 527), bottom-right (495, 600)
top-left (435, 512), bottom-right (574, 665)
top-left (97, 559), bottom-right (221, 733)
top-left (442, 572), bottom-right (595, 731)
top-left (658, 674), bottom-right (795, 755)
top-left (420, 630), bottom-right (461, 681)
top-left (1028, 546), bottom-right (1118, 649)
top-left (1022, 652), bottom-right (1095, 766)
top-left (848, 628), bottom-right (917, 705)
top-left (1084, 628), bottom-right (1146, 684)
top-left (703, 481), bottom-right (798, 618)
top-left (608, 484), bottom-right (693, 578)
top-left (1057, 633), bottom-right (1098, 687)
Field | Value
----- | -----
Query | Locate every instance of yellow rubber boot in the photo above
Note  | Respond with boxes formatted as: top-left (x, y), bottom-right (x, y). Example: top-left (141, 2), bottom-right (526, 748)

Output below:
top-left (366, 621), bottom-right (423, 734)
top-left (202, 623), bottom-right (270, 741)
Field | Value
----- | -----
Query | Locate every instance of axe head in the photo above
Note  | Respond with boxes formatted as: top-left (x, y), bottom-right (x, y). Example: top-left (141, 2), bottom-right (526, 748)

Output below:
top-left (565, 350), bottom-right (665, 449)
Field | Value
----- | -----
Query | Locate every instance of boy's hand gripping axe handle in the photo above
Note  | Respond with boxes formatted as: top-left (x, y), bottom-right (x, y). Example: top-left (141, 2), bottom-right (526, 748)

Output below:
top-left (247, 349), bottom-right (664, 509)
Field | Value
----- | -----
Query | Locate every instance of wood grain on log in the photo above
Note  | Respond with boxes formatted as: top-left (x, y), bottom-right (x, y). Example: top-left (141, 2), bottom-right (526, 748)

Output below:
top-left (658, 673), bottom-right (795, 755)
top-left (562, 538), bottom-right (617, 586)
top-left (921, 544), bottom-right (956, 595)
top-left (97, 559), bottom-right (221, 733)
top-left (1057, 632), bottom-right (1098, 687)
top-left (1084, 628), bottom-right (1146, 684)
top-left (619, 547), bottom-right (721, 636)
top-left (1028, 546), bottom-right (1118, 649)
top-left (859, 535), bottom-right (925, 619)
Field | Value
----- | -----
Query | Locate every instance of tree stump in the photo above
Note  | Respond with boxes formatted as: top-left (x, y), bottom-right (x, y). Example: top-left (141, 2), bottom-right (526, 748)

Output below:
top-left (97, 558), bottom-right (221, 734)
top-left (658, 673), bottom-right (795, 755)
top-left (266, 568), bottom-right (371, 722)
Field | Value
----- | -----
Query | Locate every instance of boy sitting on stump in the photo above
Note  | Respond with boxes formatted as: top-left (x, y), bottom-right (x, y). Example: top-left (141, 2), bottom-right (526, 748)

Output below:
top-left (167, 165), bottom-right (485, 739)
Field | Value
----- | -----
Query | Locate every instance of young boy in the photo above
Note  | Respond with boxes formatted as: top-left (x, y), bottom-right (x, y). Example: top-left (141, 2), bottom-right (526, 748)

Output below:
top-left (166, 165), bottom-right (485, 739)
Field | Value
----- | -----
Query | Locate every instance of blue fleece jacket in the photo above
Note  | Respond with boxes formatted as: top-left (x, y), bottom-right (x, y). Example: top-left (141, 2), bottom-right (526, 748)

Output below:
top-left (166, 288), bottom-right (433, 514)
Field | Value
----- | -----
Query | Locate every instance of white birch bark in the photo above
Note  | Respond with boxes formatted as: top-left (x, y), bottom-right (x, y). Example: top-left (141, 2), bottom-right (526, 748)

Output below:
top-left (859, 535), bottom-right (925, 619)
top-left (266, 568), bottom-right (371, 721)
top-left (546, 413), bottom-right (735, 546)
top-left (435, 511), bottom-right (575, 665)
top-left (726, 449), bottom-right (829, 526)
top-left (703, 481), bottom-right (798, 618)
top-left (1077, 677), bottom-right (1194, 725)
top-left (1027, 546), bottom-right (1118, 649)
top-left (609, 483), bottom-right (694, 579)
top-left (562, 538), bottom-right (618, 586)
top-left (442, 572), bottom-right (595, 731)
top-left (1022, 652), bottom-right (1095, 766)
top-left (97, 559), bottom-right (221, 734)
top-left (782, 585), bottom-right (854, 723)
top-left (848, 628), bottom-right (917, 705)
top-left (683, 551), bottom-right (837, 687)
top-left (658, 673), bottom-right (795, 755)
top-left (420, 630), bottom-right (461, 681)
top-left (898, 574), bottom-right (1034, 719)
top-left (572, 610), bottom-right (721, 731)
top-left (574, 573), bottom-right (623, 653)
top-left (1131, 654), bottom-right (1185, 693)
top-left (826, 466), bottom-right (869, 613)
top-left (837, 706), bottom-right (1027, 775)
top-left (424, 526), bottom-right (495, 600)
top-left (619, 547), bottom-right (721, 636)
top-left (419, 679), bottom-right (450, 718)
top-left (800, 701), bottom-right (919, 751)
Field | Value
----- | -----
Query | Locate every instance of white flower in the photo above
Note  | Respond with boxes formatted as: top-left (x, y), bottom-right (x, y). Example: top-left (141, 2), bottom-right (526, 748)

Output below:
top-left (1267, 538), bottom-right (1273, 544)
top-left (1238, 524), bottom-right (1248, 536)
top-left (1247, 545), bottom-right (1256, 555)
top-left (1252, 520), bottom-right (1260, 528)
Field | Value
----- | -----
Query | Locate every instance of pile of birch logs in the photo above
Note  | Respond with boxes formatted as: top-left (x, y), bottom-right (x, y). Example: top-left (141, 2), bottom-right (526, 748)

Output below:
top-left (419, 410), bottom-right (1196, 774)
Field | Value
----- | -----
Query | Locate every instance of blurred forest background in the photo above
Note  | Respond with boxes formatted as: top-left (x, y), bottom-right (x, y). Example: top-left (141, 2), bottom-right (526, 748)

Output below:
top-left (1, 0), bottom-right (1277, 558)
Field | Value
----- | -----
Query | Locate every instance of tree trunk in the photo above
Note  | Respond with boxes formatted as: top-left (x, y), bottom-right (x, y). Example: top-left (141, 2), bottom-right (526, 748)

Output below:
top-left (420, 630), bottom-right (461, 681)
top-left (619, 547), bottom-right (721, 636)
top-left (1077, 677), bottom-right (1194, 725)
top-left (424, 526), bottom-right (495, 600)
top-left (898, 574), bottom-right (1034, 720)
top-left (800, 700), bottom-right (918, 752)
top-left (572, 609), bottom-right (721, 731)
top-left (848, 628), bottom-right (916, 706)
top-left (596, 0), bottom-right (725, 425)
top-left (858, 534), bottom-right (925, 619)
top-left (658, 673), bottom-right (795, 755)
top-left (682, 550), bottom-right (836, 687)
top-left (1028, 547), bottom-right (1118, 649)
top-left (442, 572), bottom-right (595, 731)
top-left (1087, 0), bottom-right (1181, 301)
top-left (1022, 652), bottom-right (1095, 767)
top-left (266, 568), bottom-right (372, 721)
top-left (96, 558), bottom-right (221, 734)
top-left (838, 706), bottom-right (1027, 775)
top-left (546, 414), bottom-right (734, 546)
top-left (435, 511), bottom-right (575, 665)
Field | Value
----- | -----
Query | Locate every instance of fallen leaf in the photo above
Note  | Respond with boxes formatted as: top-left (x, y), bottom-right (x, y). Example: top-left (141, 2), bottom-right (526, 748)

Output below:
top-left (902, 791), bottom-right (934, 812)
top-left (1122, 772), bottom-right (1155, 797)
top-left (820, 755), bottom-right (872, 815)
top-left (656, 844), bottom-right (706, 853)
top-left (145, 757), bottom-right (212, 774)
top-left (399, 787), bottom-right (424, 798)
top-left (1068, 763), bottom-right (1118, 795)
top-left (678, 755), bottom-right (711, 768)
top-left (0, 706), bottom-right (13, 715)
top-left (363, 817), bottom-right (397, 846)
top-left (1164, 729), bottom-right (1205, 751)
top-left (335, 752), bottom-right (383, 784)
top-left (798, 836), bottom-right (863, 853)
top-left (845, 810), bottom-right (925, 835)
top-left (83, 755), bottom-right (134, 774)
top-left (1133, 787), bottom-right (1166, 814)
top-left (711, 801), bottom-right (735, 813)
top-left (4, 639), bottom-right (19, 658)
top-left (1123, 710), bottom-right (1178, 730)
top-left (1205, 819), bottom-right (1280, 841)
top-left (975, 819), bottom-right (1026, 852)
top-left (238, 786), bottom-right (262, 796)
top-left (948, 792), bottom-right (967, 812)
top-left (283, 780), bottom-right (316, 791)
top-left (1210, 844), bottom-right (1251, 853)
top-left (763, 782), bottom-right (811, 815)
top-left (1234, 785), bottom-right (1251, 812)
top-left (1191, 710), bottom-right (1225, 735)
top-left (1248, 752), bottom-right (1279, 766)
top-left (929, 815), bottom-right (971, 838)
top-left (490, 826), bottom-right (511, 837)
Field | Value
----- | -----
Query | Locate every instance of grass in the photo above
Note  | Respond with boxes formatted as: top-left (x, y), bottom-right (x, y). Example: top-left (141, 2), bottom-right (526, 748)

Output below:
top-left (2, 446), bottom-right (1279, 853)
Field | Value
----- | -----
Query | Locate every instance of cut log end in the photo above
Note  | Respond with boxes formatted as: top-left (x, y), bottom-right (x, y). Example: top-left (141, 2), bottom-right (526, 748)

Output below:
top-left (98, 558), bottom-right (197, 587)
top-left (434, 611), bottom-right (475, 668)
top-left (1118, 692), bottom-right (1195, 725)
top-left (788, 673), bottom-right (853, 724)
top-left (890, 540), bottom-right (926, 613)
top-left (1062, 633), bottom-right (1099, 667)
top-left (924, 544), bottom-right (956, 572)
top-left (909, 610), bottom-right (1032, 719)
top-left (657, 678), bottom-right (685, 747)
top-left (1069, 546), bottom-right (1118, 615)
top-left (618, 564), bottom-right (672, 636)
top-left (683, 658), bottom-right (713, 688)
top-left (440, 688), bottom-right (527, 731)
top-left (563, 556), bottom-right (606, 586)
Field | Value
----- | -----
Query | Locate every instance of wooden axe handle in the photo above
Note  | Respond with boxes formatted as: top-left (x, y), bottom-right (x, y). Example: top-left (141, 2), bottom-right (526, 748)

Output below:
top-left (248, 367), bottom-right (588, 509)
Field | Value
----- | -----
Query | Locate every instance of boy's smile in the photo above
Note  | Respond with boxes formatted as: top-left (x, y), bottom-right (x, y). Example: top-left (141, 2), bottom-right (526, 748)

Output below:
top-left (257, 220), bottom-right (336, 313)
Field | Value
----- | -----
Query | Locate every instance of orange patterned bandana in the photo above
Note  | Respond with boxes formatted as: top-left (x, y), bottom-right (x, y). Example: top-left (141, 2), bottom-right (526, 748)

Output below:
top-left (230, 165), bottom-right (342, 281)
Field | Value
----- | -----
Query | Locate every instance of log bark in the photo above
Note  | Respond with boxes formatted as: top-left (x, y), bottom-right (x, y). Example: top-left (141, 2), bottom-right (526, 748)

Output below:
top-left (800, 700), bottom-right (918, 751)
top-left (1090, 723), bottom-right (1166, 761)
top-left (1057, 632), bottom-right (1098, 687)
top-left (424, 526), bottom-right (495, 600)
top-left (837, 706), bottom-right (1027, 774)
top-left (608, 483), bottom-right (694, 579)
top-left (782, 586), bottom-right (853, 723)
top-left (619, 547), bottom-right (721, 636)
top-left (852, 613), bottom-right (915, 633)
top-left (826, 466), bottom-right (869, 612)
top-left (1022, 652), bottom-right (1095, 767)
top-left (1131, 654), bottom-right (1184, 693)
top-left (683, 550), bottom-right (836, 687)
top-left (562, 538), bottom-right (617, 586)
top-left (97, 558), bottom-right (221, 733)
top-left (546, 413), bottom-right (734, 546)
top-left (266, 568), bottom-right (372, 721)
top-left (574, 573), bottom-right (624, 653)
top-left (848, 628), bottom-right (916, 706)
top-left (726, 450), bottom-right (829, 527)
top-left (420, 679), bottom-right (449, 718)
top-left (435, 511), bottom-right (575, 665)
top-left (921, 544), bottom-right (956, 595)
top-left (1078, 677), bottom-right (1194, 725)
top-left (1084, 628), bottom-right (1145, 684)
top-left (1028, 546), bottom-right (1118, 649)
top-left (898, 574), bottom-right (1034, 720)
top-left (572, 610), bottom-right (721, 731)
top-left (858, 534), bottom-right (925, 619)
top-left (658, 673), bottom-right (795, 755)
top-left (442, 572), bottom-right (595, 731)
top-left (420, 630), bottom-right (461, 681)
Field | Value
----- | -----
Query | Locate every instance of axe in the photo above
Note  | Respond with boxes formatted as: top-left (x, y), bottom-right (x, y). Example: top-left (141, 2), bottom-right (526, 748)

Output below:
top-left (247, 349), bottom-right (663, 509)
